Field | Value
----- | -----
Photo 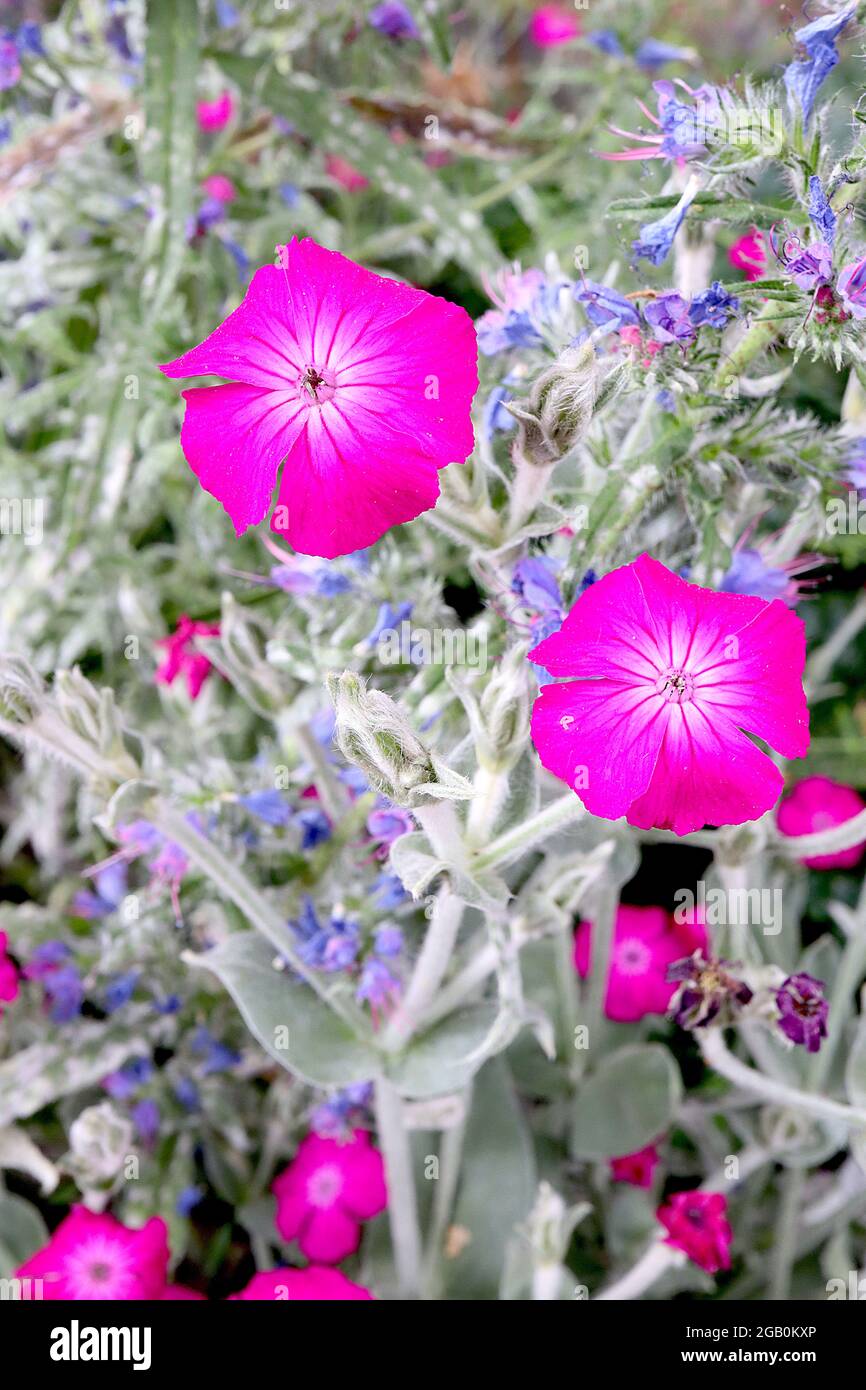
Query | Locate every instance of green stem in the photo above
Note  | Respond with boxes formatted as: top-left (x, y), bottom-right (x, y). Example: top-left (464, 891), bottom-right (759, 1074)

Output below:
top-left (382, 885), bottom-right (464, 1049)
top-left (710, 301), bottom-right (788, 393)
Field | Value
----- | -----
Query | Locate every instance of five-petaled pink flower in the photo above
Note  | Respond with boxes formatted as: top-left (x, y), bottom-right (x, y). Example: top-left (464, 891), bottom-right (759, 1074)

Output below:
top-left (155, 614), bottom-right (220, 699)
top-left (16, 1207), bottom-right (168, 1299)
top-left (230, 1266), bottom-right (373, 1300)
top-left (610, 1143), bottom-right (661, 1189)
top-left (160, 238), bottom-right (478, 558)
top-left (529, 554), bottom-right (809, 835)
top-left (657, 1190), bottom-right (732, 1274)
top-left (273, 1128), bottom-right (387, 1263)
top-left (777, 775), bottom-right (866, 869)
top-left (196, 91), bottom-right (234, 132)
top-left (574, 904), bottom-right (706, 1022)
top-left (0, 931), bottom-right (19, 1014)
top-left (528, 5), bottom-right (581, 47)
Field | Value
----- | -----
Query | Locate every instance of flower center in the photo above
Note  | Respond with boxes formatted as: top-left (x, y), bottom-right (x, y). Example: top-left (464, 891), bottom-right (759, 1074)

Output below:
top-left (615, 937), bottom-right (652, 977)
top-left (299, 364), bottom-right (336, 406)
top-left (89, 1261), bottom-right (111, 1284)
top-left (656, 668), bottom-right (694, 704)
top-left (307, 1163), bottom-right (344, 1208)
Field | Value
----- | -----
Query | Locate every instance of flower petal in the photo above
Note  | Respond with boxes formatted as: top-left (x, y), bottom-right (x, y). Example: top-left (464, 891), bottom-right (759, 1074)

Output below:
top-left (160, 266), bottom-right (303, 389)
top-left (530, 677), bottom-right (668, 819)
top-left (272, 402), bottom-right (441, 557)
top-left (626, 702), bottom-right (785, 835)
top-left (529, 558), bottom-right (664, 681)
top-left (178, 383), bottom-right (306, 535)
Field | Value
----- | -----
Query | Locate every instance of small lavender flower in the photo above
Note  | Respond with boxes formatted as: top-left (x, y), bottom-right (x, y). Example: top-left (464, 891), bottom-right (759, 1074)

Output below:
top-left (667, 952), bottom-right (753, 1029)
top-left (837, 256), bottom-right (866, 318)
top-left (635, 38), bottom-right (695, 69)
top-left (215, 0), bottom-right (240, 26)
top-left (512, 555), bottom-right (563, 613)
top-left (776, 973), bottom-right (829, 1053)
top-left (632, 181), bottom-right (699, 266)
top-left (356, 957), bottom-right (401, 1009)
top-left (374, 923), bottom-right (404, 958)
top-left (295, 805), bottom-right (332, 849)
top-left (644, 292), bottom-right (695, 344)
top-left (104, 1057), bottom-right (153, 1100)
top-left (720, 549), bottom-right (792, 603)
top-left (688, 281), bottom-right (740, 329)
top-left (103, 971), bottom-right (139, 1014)
top-left (72, 861), bottom-right (128, 919)
top-left (176, 1185), bottom-right (204, 1216)
top-left (368, 1), bottom-right (420, 40)
top-left (238, 789), bottom-right (293, 826)
top-left (290, 898), bottom-right (361, 972)
top-left (574, 280), bottom-right (640, 331)
top-left (808, 175), bottom-right (837, 246)
top-left (173, 1077), bottom-right (200, 1111)
top-left (775, 235), bottom-right (834, 291)
top-left (371, 872), bottom-right (409, 909)
top-left (365, 600), bottom-right (413, 647)
top-left (588, 29), bottom-right (623, 57)
top-left (0, 36), bottom-right (21, 89)
top-left (367, 804), bottom-right (414, 848)
top-left (191, 1026), bottom-right (241, 1074)
top-left (783, 2), bottom-right (858, 124)
top-left (132, 1098), bottom-right (160, 1144)
top-left (279, 182), bottom-right (300, 208)
top-left (845, 438), bottom-right (866, 490)
top-left (310, 1082), bottom-right (374, 1137)
top-left (482, 384), bottom-right (516, 441)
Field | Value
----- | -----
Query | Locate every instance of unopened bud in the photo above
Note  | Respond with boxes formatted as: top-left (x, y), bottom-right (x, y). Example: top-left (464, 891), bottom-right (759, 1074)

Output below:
top-left (510, 340), bottom-right (597, 467)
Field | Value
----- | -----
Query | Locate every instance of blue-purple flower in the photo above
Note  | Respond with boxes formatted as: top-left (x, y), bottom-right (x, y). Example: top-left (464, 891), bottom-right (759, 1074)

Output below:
top-left (783, 2), bottom-right (858, 124)
top-left (238, 789), bottom-right (292, 826)
top-left (368, 1), bottom-right (420, 40)
top-left (808, 175), bottom-right (837, 246)
top-left (290, 898), bottom-right (361, 972)
top-left (574, 280), bottom-right (640, 331)
top-left (632, 179), bottom-right (699, 266)
top-left (837, 256), bottom-right (866, 318)
top-left (634, 38), bottom-right (695, 70)
top-left (644, 291), bottom-right (695, 343)
top-left (688, 281), bottom-right (740, 329)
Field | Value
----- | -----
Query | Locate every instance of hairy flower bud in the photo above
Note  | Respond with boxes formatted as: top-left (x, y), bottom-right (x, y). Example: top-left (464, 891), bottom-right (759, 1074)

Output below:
top-left (449, 644), bottom-right (533, 772)
top-left (0, 654), bottom-right (44, 722)
top-left (326, 670), bottom-right (473, 807)
top-left (510, 340), bottom-right (597, 467)
top-left (65, 1101), bottom-right (134, 1204)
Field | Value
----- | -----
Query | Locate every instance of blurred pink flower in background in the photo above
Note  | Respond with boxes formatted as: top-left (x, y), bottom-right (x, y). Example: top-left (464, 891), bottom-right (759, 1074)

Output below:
top-left (657, 1190), bottom-right (732, 1274)
top-left (0, 931), bottom-right (19, 1014)
top-left (529, 5), bottom-right (581, 47)
top-left (155, 614), bottom-right (220, 699)
top-left (728, 228), bottom-right (766, 281)
top-left (574, 904), bottom-right (707, 1022)
top-left (201, 173), bottom-right (236, 203)
top-left (325, 154), bottom-right (370, 191)
top-left (273, 1129), bottom-right (387, 1262)
top-left (196, 91), bottom-right (234, 132)
top-left (777, 775), bottom-right (866, 869)
top-left (610, 1143), bottom-right (661, 1188)
top-left (231, 1267), bottom-right (373, 1300)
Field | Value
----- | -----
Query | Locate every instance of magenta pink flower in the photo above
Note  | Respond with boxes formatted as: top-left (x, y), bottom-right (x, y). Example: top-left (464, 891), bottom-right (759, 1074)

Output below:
top-left (201, 173), bottom-right (236, 203)
top-left (273, 1129), bottom-right (387, 1263)
top-left (574, 904), bottom-right (707, 1022)
top-left (657, 1190), bottom-right (732, 1274)
top-left (325, 154), bottom-right (370, 192)
top-left (528, 5), bottom-right (581, 47)
top-left (529, 554), bottom-right (809, 835)
top-left (154, 614), bottom-right (220, 699)
top-left (16, 1206), bottom-right (168, 1299)
top-left (196, 91), bottom-right (234, 132)
top-left (160, 238), bottom-right (477, 558)
top-left (230, 1266), bottom-right (373, 1300)
top-left (0, 931), bottom-right (19, 1014)
top-left (728, 229), bottom-right (767, 281)
top-left (777, 775), bottom-right (866, 869)
top-left (610, 1143), bottom-right (661, 1189)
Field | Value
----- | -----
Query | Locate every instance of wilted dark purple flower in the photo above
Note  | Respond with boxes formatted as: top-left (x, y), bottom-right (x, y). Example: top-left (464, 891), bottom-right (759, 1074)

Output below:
top-left (783, 3), bottom-right (858, 124)
top-left (667, 951), bottom-right (753, 1029)
top-left (776, 972), bottom-right (828, 1053)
